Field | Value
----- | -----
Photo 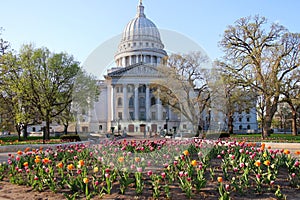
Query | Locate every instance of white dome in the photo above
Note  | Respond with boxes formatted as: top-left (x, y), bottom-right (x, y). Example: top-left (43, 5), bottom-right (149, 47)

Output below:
top-left (121, 12), bottom-right (162, 44)
top-left (115, 1), bottom-right (167, 67)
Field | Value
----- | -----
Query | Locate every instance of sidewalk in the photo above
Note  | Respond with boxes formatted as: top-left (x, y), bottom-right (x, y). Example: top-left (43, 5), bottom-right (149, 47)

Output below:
top-left (264, 142), bottom-right (300, 154)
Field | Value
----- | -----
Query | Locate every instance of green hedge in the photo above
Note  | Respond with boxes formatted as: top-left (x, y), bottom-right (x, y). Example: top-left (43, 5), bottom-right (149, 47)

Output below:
top-left (60, 134), bottom-right (81, 142)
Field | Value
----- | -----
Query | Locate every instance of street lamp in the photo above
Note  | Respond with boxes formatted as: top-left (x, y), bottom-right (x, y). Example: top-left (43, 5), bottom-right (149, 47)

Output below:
top-left (165, 115), bottom-right (169, 135)
top-left (117, 118), bottom-right (120, 135)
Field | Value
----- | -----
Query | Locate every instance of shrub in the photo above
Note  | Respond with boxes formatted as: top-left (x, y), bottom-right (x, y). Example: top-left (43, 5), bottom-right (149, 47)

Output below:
top-left (60, 134), bottom-right (81, 142)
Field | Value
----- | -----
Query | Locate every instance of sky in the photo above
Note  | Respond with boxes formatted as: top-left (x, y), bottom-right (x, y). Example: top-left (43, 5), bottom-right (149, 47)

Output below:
top-left (1, 0), bottom-right (300, 77)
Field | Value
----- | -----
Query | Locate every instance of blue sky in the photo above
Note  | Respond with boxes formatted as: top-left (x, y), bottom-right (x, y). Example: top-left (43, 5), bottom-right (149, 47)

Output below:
top-left (1, 0), bottom-right (300, 69)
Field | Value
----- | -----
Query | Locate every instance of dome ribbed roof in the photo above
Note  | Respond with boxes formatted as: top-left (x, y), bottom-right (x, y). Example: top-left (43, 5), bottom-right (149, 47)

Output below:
top-left (120, 1), bottom-right (162, 44)
top-left (114, 1), bottom-right (167, 67)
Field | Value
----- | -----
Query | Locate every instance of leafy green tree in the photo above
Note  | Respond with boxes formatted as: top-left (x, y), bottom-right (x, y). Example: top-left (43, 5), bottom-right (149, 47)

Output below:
top-left (0, 51), bottom-right (36, 139)
top-left (219, 15), bottom-right (300, 138)
top-left (58, 69), bottom-right (99, 134)
top-left (17, 44), bottom-right (80, 139)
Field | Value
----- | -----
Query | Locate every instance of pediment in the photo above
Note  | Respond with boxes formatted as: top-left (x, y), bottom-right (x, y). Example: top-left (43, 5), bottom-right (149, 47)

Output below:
top-left (107, 63), bottom-right (160, 77)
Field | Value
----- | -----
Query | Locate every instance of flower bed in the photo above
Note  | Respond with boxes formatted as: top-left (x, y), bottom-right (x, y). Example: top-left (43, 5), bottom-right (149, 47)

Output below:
top-left (0, 139), bottom-right (299, 199)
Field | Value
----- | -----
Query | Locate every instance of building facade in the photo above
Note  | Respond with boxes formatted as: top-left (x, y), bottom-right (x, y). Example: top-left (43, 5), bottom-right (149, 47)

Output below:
top-left (78, 1), bottom-right (258, 135)
top-left (83, 1), bottom-right (182, 134)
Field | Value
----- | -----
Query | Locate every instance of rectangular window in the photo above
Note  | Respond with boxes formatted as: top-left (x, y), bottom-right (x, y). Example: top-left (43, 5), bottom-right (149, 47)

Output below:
top-left (162, 112), bottom-right (167, 120)
top-left (245, 108), bottom-right (250, 114)
top-left (140, 112), bottom-right (145, 120)
top-left (130, 112), bottom-right (134, 120)
top-left (118, 112), bottom-right (123, 120)
top-left (82, 126), bottom-right (88, 132)
top-left (183, 124), bottom-right (187, 129)
top-left (151, 112), bottom-right (156, 120)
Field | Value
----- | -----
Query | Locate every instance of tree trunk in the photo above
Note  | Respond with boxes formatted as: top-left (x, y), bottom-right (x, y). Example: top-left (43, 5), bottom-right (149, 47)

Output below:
top-left (23, 124), bottom-right (28, 140)
top-left (291, 110), bottom-right (297, 136)
top-left (15, 125), bottom-right (21, 141)
top-left (263, 117), bottom-right (272, 138)
top-left (45, 119), bottom-right (50, 140)
top-left (263, 96), bottom-right (278, 138)
top-left (63, 124), bottom-right (68, 135)
top-left (227, 112), bottom-right (234, 135)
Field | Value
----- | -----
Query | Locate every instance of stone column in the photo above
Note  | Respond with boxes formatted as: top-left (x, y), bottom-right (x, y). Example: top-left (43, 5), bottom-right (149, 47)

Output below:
top-left (134, 84), bottom-right (139, 120)
top-left (157, 89), bottom-right (162, 120)
top-left (129, 56), bottom-right (132, 65)
top-left (146, 84), bottom-right (150, 121)
top-left (112, 85), bottom-right (116, 121)
top-left (150, 56), bottom-right (153, 64)
top-left (123, 84), bottom-right (127, 120)
top-left (107, 84), bottom-right (112, 125)
top-left (122, 57), bottom-right (126, 67)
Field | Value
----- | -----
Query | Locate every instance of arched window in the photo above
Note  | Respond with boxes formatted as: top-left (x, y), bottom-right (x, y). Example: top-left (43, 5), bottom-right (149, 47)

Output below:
top-left (239, 125), bottom-right (243, 130)
top-left (118, 97), bottom-right (122, 107)
top-left (129, 96), bottom-right (134, 108)
top-left (139, 97), bottom-right (145, 108)
top-left (247, 125), bottom-right (251, 130)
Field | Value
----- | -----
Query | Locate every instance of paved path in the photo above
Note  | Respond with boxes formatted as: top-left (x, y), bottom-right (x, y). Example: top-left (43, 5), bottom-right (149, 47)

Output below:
top-left (264, 142), bottom-right (300, 154)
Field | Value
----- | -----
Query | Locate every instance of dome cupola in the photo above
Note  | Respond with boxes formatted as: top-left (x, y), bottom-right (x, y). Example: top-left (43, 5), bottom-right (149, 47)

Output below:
top-left (115, 0), bottom-right (167, 67)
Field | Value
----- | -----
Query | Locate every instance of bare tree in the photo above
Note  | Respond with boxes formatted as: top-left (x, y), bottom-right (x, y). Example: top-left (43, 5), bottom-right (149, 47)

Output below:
top-left (219, 15), bottom-right (300, 138)
top-left (0, 27), bottom-right (10, 56)
top-left (281, 69), bottom-right (300, 135)
top-left (151, 51), bottom-right (212, 137)
top-left (218, 71), bottom-right (257, 135)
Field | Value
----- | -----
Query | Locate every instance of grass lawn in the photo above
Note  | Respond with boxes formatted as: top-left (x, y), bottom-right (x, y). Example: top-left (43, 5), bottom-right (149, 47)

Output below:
top-left (230, 133), bottom-right (300, 143)
top-left (0, 135), bottom-right (61, 145)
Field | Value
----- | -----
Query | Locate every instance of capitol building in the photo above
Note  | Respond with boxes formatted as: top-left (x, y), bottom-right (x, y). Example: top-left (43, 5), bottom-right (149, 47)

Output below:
top-left (75, 1), bottom-right (258, 135)
top-left (79, 1), bottom-right (182, 134)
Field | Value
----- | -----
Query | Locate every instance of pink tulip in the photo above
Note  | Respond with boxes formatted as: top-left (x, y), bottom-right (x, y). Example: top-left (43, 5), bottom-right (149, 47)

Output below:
top-left (16, 156), bottom-right (20, 161)
top-left (225, 184), bottom-right (230, 190)
top-left (292, 173), bottom-right (296, 178)
top-left (161, 172), bottom-right (166, 179)
top-left (147, 170), bottom-right (153, 176)
top-left (137, 167), bottom-right (143, 173)
top-left (179, 171), bottom-right (184, 177)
